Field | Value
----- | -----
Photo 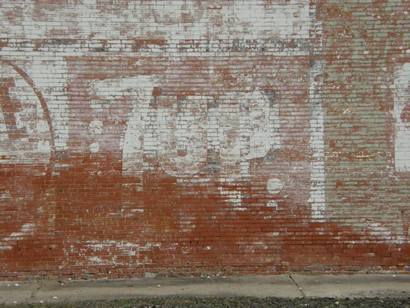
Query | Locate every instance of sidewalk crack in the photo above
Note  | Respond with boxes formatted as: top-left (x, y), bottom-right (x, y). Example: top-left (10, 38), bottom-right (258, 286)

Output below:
top-left (289, 274), bottom-right (306, 297)
top-left (30, 280), bottom-right (42, 299)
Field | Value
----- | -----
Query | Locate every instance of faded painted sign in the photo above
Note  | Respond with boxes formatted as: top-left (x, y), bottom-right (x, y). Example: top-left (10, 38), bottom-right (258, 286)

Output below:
top-left (0, 0), bottom-right (409, 277)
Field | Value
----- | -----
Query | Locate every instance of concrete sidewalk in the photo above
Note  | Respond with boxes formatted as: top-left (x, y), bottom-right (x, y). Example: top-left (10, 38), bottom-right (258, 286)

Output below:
top-left (0, 274), bottom-right (409, 305)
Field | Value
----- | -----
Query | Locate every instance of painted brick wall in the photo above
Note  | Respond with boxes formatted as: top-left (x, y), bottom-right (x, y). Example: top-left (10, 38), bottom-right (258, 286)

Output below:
top-left (0, 0), bottom-right (409, 279)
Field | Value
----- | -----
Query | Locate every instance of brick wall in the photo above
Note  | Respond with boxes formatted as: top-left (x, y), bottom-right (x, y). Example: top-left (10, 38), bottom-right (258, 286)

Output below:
top-left (0, 0), bottom-right (409, 279)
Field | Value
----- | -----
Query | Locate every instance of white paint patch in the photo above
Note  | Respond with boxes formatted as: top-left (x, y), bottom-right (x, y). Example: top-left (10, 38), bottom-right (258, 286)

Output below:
top-left (267, 178), bottom-right (283, 195)
top-left (219, 93), bottom-right (242, 179)
top-left (0, 110), bottom-right (8, 142)
top-left (219, 91), bottom-right (281, 177)
top-left (218, 187), bottom-right (243, 208)
top-left (89, 120), bottom-right (103, 135)
top-left (1, 1), bottom-right (310, 41)
top-left (0, 223), bottom-right (35, 251)
top-left (83, 240), bottom-right (161, 265)
top-left (36, 120), bottom-right (49, 133)
top-left (87, 120), bottom-right (103, 154)
top-left (207, 106), bottom-right (219, 152)
top-left (87, 256), bottom-right (104, 264)
top-left (218, 90), bottom-right (281, 207)
top-left (393, 63), bottom-right (410, 172)
top-left (28, 58), bottom-right (70, 151)
top-left (266, 177), bottom-right (283, 209)
top-left (367, 222), bottom-right (406, 244)
top-left (267, 200), bottom-right (278, 209)
top-left (37, 140), bottom-right (50, 153)
top-left (122, 77), bottom-right (158, 190)
top-left (309, 60), bottom-right (326, 221)
top-left (89, 77), bottom-right (156, 100)
top-left (158, 96), bottom-right (210, 177)
top-left (247, 91), bottom-right (281, 159)
top-left (224, 0), bottom-right (310, 39)
top-left (90, 76), bottom-right (159, 188)
top-left (89, 142), bottom-right (99, 153)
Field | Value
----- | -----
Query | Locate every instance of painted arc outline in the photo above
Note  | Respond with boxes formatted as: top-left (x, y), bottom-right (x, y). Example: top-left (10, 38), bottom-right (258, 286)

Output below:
top-left (0, 58), bottom-right (56, 171)
top-left (0, 58), bottom-right (55, 251)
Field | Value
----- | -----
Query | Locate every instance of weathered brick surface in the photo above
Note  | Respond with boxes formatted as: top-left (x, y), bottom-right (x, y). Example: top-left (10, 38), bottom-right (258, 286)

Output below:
top-left (0, 0), bottom-right (409, 279)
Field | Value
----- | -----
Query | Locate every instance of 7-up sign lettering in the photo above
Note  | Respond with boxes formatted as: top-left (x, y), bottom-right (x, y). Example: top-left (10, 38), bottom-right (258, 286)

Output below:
top-left (89, 77), bottom-right (281, 179)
